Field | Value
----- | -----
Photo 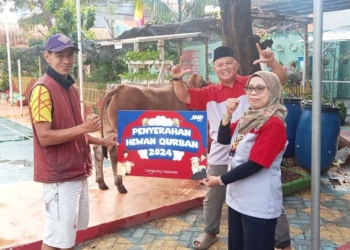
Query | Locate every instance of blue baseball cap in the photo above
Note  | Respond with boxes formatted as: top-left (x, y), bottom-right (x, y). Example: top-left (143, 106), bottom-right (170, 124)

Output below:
top-left (45, 34), bottom-right (79, 52)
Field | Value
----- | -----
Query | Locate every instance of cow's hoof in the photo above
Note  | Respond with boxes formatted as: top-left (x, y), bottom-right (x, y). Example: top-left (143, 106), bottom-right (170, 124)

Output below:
top-left (98, 181), bottom-right (109, 190)
top-left (117, 185), bottom-right (128, 194)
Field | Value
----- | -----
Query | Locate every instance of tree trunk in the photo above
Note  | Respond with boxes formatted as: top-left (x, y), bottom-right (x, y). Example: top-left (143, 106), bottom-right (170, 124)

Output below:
top-left (219, 0), bottom-right (260, 75)
top-left (38, 0), bottom-right (53, 30)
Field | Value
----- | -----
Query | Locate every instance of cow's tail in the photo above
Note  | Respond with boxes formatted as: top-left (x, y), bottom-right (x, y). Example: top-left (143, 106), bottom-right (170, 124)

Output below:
top-left (99, 89), bottom-right (117, 159)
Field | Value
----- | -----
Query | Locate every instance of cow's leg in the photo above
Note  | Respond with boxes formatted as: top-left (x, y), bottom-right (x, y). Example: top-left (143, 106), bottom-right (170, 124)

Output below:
top-left (93, 145), bottom-right (109, 190)
top-left (109, 146), bottom-right (127, 193)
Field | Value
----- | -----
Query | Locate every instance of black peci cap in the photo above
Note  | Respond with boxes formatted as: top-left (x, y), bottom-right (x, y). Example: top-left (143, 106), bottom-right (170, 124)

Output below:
top-left (213, 46), bottom-right (237, 62)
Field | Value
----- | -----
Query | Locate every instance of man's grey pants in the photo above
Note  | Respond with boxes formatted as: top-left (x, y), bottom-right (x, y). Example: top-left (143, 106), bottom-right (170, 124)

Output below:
top-left (203, 164), bottom-right (291, 249)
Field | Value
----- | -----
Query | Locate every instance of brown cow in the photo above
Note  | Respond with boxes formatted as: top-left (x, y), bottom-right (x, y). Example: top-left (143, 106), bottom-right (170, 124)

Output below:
top-left (93, 74), bottom-right (212, 193)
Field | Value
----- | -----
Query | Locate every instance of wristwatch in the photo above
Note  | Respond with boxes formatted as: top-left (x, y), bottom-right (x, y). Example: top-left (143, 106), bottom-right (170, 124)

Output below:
top-left (172, 77), bottom-right (182, 81)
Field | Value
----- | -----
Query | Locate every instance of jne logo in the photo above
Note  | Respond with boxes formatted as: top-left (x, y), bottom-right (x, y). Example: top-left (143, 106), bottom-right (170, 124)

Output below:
top-left (190, 115), bottom-right (204, 122)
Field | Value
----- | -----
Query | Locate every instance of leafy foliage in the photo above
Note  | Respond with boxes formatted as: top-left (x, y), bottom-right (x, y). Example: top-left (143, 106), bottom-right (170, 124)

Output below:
top-left (0, 46), bottom-right (40, 78)
top-left (336, 101), bottom-right (347, 119)
top-left (339, 51), bottom-right (350, 60)
top-left (0, 0), bottom-right (54, 29)
top-left (100, 0), bottom-right (119, 38)
top-left (283, 65), bottom-right (302, 86)
top-left (85, 58), bottom-right (128, 84)
top-left (124, 49), bottom-right (175, 62)
top-left (118, 72), bottom-right (159, 81)
top-left (120, 0), bottom-right (219, 23)
top-left (118, 71), bottom-right (172, 82)
top-left (45, 0), bottom-right (96, 42)
top-left (0, 72), bottom-right (9, 92)
top-left (0, 46), bottom-right (40, 91)
top-left (0, 0), bottom-right (94, 30)
top-left (18, 13), bottom-right (47, 32)
top-left (28, 38), bottom-right (44, 47)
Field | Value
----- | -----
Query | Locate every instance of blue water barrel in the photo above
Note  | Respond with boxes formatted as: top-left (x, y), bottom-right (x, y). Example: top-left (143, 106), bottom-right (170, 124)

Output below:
top-left (295, 103), bottom-right (340, 172)
top-left (283, 98), bottom-right (302, 158)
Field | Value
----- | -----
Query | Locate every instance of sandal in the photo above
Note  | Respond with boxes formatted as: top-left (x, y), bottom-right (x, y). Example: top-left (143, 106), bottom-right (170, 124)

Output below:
top-left (192, 233), bottom-right (218, 249)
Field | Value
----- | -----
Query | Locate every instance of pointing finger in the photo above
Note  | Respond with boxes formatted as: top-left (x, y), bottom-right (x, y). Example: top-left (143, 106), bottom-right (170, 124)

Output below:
top-left (179, 56), bottom-right (183, 67)
top-left (255, 43), bottom-right (262, 53)
top-left (252, 59), bottom-right (261, 65)
top-left (184, 69), bottom-right (192, 75)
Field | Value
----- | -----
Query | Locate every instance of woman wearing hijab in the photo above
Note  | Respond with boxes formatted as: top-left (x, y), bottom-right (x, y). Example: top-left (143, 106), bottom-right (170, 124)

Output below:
top-left (201, 71), bottom-right (288, 250)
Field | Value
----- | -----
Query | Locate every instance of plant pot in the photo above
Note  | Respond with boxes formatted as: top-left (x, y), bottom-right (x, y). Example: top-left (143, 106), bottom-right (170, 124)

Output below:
top-left (290, 45), bottom-right (298, 52)
top-left (322, 59), bottom-right (330, 65)
top-left (339, 59), bottom-right (349, 65)
top-left (277, 48), bottom-right (284, 52)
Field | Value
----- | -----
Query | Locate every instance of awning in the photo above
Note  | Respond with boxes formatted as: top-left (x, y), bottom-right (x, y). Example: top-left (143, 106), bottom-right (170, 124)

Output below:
top-left (296, 26), bottom-right (350, 43)
top-left (257, 0), bottom-right (350, 16)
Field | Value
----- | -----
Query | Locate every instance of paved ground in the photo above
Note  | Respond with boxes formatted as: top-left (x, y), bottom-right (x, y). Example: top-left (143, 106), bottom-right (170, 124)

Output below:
top-left (74, 168), bottom-right (350, 250)
top-left (1, 100), bottom-right (350, 250)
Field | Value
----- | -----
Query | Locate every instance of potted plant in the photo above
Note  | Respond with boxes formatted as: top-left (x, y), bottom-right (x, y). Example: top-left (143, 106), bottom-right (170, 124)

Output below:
top-left (0, 73), bottom-right (9, 97)
top-left (338, 51), bottom-right (350, 65)
top-left (290, 59), bottom-right (298, 68)
top-left (288, 43), bottom-right (298, 52)
top-left (118, 72), bottom-right (170, 85)
top-left (336, 101), bottom-right (347, 126)
top-left (298, 44), bottom-right (305, 55)
top-left (124, 50), bottom-right (174, 66)
top-left (276, 44), bottom-right (284, 52)
top-left (283, 65), bottom-right (302, 86)
top-left (322, 57), bottom-right (330, 65)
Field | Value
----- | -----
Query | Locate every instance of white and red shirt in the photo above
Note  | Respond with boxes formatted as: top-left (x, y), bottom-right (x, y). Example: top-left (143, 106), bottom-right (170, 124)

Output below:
top-left (188, 75), bottom-right (250, 165)
top-left (227, 116), bottom-right (287, 219)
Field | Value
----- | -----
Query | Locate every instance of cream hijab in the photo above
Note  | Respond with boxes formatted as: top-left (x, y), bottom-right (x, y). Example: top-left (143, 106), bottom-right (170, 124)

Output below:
top-left (237, 71), bottom-right (287, 134)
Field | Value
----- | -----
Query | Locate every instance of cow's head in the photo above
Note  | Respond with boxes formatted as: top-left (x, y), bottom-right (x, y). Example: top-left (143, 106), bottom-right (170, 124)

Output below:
top-left (186, 74), bottom-right (212, 89)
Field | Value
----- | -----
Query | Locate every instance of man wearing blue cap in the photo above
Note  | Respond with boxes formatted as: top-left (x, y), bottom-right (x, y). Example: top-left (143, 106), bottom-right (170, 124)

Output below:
top-left (171, 44), bottom-right (291, 250)
top-left (29, 34), bottom-right (118, 250)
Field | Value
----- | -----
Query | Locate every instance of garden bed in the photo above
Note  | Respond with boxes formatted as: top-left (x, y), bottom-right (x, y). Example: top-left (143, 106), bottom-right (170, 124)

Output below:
top-left (281, 166), bottom-right (311, 197)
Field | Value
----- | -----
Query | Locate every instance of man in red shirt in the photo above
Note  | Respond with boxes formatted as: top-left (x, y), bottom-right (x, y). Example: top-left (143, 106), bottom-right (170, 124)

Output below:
top-left (171, 44), bottom-right (291, 250)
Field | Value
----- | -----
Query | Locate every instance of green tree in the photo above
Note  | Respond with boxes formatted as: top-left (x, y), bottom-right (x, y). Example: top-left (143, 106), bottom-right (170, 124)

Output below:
top-left (86, 58), bottom-right (128, 84)
top-left (120, 0), bottom-right (219, 59)
top-left (0, 0), bottom-right (53, 30)
top-left (121, 0), bottom-right (219, 23)
top-left (45, 0), bottom-right (96, 42)
top-left (0, 46), bottom-right (40, 80)
top-left (0, 0), bottom-right (95, 35)
top-left (100, 0), bottom-right (118, 38)
top-left (123, 0), bottom-right (261, 75)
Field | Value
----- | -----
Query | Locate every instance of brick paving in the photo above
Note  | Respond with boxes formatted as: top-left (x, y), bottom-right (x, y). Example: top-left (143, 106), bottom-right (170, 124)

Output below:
top-left (1, 100), bottom-right (350, 250)
top-left (76, 167), bottom-right (350, 250)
